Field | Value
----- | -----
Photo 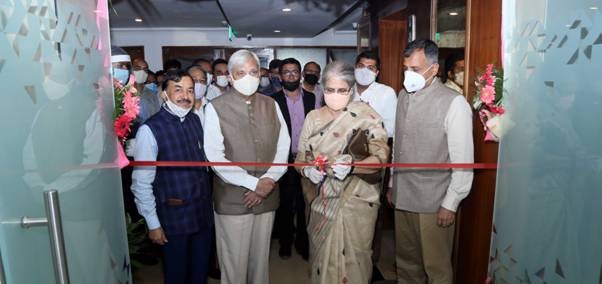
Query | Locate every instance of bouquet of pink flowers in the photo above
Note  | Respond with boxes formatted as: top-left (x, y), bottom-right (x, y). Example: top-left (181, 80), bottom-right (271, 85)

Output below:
top-left (473, 64), bottom-right (504, 142)
top-left (113, 75), bottom-right (140, 143)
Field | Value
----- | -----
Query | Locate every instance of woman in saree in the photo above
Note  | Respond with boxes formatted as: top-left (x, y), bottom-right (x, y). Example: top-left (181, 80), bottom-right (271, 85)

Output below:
top-left (295, 61), bottom-right (390, 284)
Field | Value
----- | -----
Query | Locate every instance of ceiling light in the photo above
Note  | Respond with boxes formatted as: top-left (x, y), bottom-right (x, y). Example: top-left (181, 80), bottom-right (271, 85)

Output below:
top-left (449, 12), bottom-right (459, 16)
top-left (134, 18), bottom-right (143, 22)
top-left (282, 8), bottom-right (292, 12)
top-left (590, 6), bottom-right (599, 10)
top-left (274, 30), bottom-right (281, 33)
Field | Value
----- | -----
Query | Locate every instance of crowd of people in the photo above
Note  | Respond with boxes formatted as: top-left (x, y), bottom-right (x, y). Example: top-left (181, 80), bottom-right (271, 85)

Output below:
top-left (111, 38), bottom-right (473, 284)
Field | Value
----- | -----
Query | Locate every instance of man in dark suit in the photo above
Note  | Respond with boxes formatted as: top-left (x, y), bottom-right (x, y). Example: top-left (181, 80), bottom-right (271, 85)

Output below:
top-left (271, 57), bottom-right (316, 260)
top-left (131, 70), bottom-right (212, 284)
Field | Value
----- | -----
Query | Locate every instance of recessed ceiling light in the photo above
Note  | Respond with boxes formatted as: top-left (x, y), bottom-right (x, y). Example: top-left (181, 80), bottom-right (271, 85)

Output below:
top-left (221, 20), bottom-right (228, 25)
top-left (134, 18), bottom-right (143, 22)
top-left (449, 12), bottom-right (459, 16)
top-left (274, 30), bottom-right (281, 33)
top-left (282, 8), bottom-right (292, 12)
top-left (590, 6), bottom-right (599, 10)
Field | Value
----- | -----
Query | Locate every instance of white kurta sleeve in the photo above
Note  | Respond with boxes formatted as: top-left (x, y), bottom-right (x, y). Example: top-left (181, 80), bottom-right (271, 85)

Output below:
top-left (131, 125), bottom-right (161, 230)
top-left (441, 96), bottom-right (475, 211)
top-left (203, 103), bottom-right (260, 191)
top-left (260, 102), bottom-right (291, 182)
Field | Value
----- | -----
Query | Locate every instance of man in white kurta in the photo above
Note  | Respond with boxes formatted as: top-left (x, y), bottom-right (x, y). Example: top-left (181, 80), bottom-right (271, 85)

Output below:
top-left (203, 50), bottom-right (290, 284)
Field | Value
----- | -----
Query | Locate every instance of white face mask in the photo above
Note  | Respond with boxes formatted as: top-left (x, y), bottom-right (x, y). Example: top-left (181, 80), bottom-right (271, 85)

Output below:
top-left (260, 76), bottom-right (271, 88)
top-left (354, 68), bottom-right (376, 86)
top-left (133, 70), bottom-right (148, 84)
top-left (194, 83), bottom-right (207, 99)
top-left (206, 73), bottom-right (213, 85)
top-left (163, 91), bottom-right (192, 118)
top-left (453, 71), bottom-right (464, 87)
top-left (43, 78), bottom-right (72, 100)
top-left (232, 74), bottom-right (260, 96)
top-left (403, 64), bottom-right (434, 93)
top-left (216, 75), bottom-right (229, 87)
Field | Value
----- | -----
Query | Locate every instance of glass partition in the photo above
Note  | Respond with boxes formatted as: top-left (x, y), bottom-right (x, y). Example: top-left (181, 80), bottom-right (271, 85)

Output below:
top-left (0, 0), bottom-right (130, 283)
top-left (489, 0), bottom-right (602, 282)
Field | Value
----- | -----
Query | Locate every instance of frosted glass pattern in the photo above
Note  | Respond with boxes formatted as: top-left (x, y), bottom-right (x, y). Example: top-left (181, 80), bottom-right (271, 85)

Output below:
top-left (0, 0), bottom-right (130, 283)
top-left (489, 0), bottom-right (602, 283)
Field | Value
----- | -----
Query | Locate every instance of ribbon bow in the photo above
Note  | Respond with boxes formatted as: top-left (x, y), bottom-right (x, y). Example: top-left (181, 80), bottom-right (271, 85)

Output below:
top-left (313, 154), bottom-right (327, 174)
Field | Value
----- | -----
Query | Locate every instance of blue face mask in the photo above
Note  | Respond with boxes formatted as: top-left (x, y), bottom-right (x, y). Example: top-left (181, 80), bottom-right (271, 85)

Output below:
top-left (113, 68), bottom-right (130, 85)
top-left (144, 83), bottom-right (158, 93)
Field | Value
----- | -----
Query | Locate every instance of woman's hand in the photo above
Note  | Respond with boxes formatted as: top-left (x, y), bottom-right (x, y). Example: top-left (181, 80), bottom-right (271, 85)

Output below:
top-left (332, 154), bottom-right (353, 180)
top-left (303, 167), bottom-right (324, 184)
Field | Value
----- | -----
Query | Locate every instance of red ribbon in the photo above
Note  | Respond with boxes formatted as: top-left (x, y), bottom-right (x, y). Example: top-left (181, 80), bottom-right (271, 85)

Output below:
top-left (128, 160), bottom-right (497, 169)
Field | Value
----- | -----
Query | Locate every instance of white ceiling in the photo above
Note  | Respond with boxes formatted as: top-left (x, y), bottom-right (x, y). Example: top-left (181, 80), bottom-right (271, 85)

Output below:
top-left (109, 0), bottom-right (361, 37)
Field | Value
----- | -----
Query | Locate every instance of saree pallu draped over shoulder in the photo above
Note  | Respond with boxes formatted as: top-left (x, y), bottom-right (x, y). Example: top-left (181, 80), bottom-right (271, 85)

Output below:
top-left (295, 102), bottom-right (389, 284)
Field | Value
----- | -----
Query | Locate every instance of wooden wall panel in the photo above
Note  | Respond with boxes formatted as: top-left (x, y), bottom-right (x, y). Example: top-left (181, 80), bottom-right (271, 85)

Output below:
top-left (454, 0), bottom-right (502, 282)
top-left (378, 18), bottom-right (407, 93)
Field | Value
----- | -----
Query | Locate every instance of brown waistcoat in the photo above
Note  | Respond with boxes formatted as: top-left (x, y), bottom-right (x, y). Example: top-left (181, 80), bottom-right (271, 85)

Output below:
top-left (393, 79), bottom-right (459, 213)
top-left (211, 91), bottom-right (281, 215)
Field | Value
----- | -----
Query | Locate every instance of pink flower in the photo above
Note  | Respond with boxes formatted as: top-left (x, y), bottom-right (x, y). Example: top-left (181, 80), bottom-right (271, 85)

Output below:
top-left (127, 74), bottom-right (135, 86)
top-left (123, 94), bottom-right (140, 119)
top-left (485, 64), bottom-right (494, 76)
top-left (114, 115), bottom-right (133, 139)
top-left (480, 85), bottom-right (496, 105)
top-left (113, 78), bottom-right (123, 89)
top-left (489, 104), bottom-right (505, 115)
top-left (479, 64), bottom-right (496, 86)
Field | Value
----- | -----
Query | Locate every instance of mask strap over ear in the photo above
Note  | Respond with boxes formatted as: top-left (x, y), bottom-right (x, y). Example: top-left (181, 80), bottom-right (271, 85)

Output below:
top-left (422, 64), bottom-right (434, 76)
top-left (422, 64), bottom-right (436, 82)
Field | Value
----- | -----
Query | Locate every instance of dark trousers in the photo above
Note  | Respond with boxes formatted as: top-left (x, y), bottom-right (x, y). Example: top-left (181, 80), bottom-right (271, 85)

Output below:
top-left (162, 230), bottom-right (211, 284)
top-left (275, 166), bottom-right (309, 251)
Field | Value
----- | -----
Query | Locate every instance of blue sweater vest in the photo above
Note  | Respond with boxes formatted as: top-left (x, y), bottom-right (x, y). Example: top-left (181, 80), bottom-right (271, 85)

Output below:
top-left (145, 108), bottom-right (212, 235)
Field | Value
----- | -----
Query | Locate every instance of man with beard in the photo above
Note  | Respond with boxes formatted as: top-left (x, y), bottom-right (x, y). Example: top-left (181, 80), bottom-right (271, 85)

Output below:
top-left (271, 57), bottom-right (315, 260)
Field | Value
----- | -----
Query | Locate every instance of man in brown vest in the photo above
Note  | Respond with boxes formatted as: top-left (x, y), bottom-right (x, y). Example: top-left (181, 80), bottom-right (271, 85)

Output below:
top-left (389, 39), bottom-right (474, 283)
top-left (203, 49), bottom-right (291, 284)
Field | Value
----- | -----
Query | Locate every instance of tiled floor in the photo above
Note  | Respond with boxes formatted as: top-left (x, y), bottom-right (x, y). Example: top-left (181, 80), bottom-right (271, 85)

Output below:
top-left (133, 230), bottom-right (397, 283)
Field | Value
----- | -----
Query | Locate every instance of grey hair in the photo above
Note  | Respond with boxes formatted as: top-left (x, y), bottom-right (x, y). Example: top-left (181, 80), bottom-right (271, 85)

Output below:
top-left (321, 61), bottom-right (355, 89)
top-left (186, 65), bottom-right (206, 76)
top-left (228, 49), bottom-right (260, 74)
top-left (404, 39), bottom-right (439, 65)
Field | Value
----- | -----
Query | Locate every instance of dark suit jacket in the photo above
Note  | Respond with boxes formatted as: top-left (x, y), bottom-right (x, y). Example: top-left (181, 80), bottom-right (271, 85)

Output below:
top-left (271, 90), bottom-right (316, 154)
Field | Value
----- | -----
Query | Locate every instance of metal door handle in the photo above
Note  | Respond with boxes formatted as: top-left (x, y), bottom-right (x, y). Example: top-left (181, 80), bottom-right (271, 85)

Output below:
top-left (21, 190), bottom-right (70, 284)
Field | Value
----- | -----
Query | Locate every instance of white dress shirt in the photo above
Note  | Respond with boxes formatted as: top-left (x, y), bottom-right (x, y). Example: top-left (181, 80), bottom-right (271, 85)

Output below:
top-left (203, 101), bottom-right (290, 191)
top-left (130, 107), bottom-right (200, 230)
top-left (353, 82), bottom-right (398, 137)
top-left (206, 84), bottom-right (226, 101)
top-left (194, 97), bottom-right (208, 127)
top-left (440, 96), bottom-right (474, 211)
top-left (444, 80), bottom-right (464, 95)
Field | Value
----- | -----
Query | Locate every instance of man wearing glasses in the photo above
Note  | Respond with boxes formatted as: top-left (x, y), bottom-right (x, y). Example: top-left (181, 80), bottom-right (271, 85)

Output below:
top-left (271, 57), bottom-right (316, 261)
